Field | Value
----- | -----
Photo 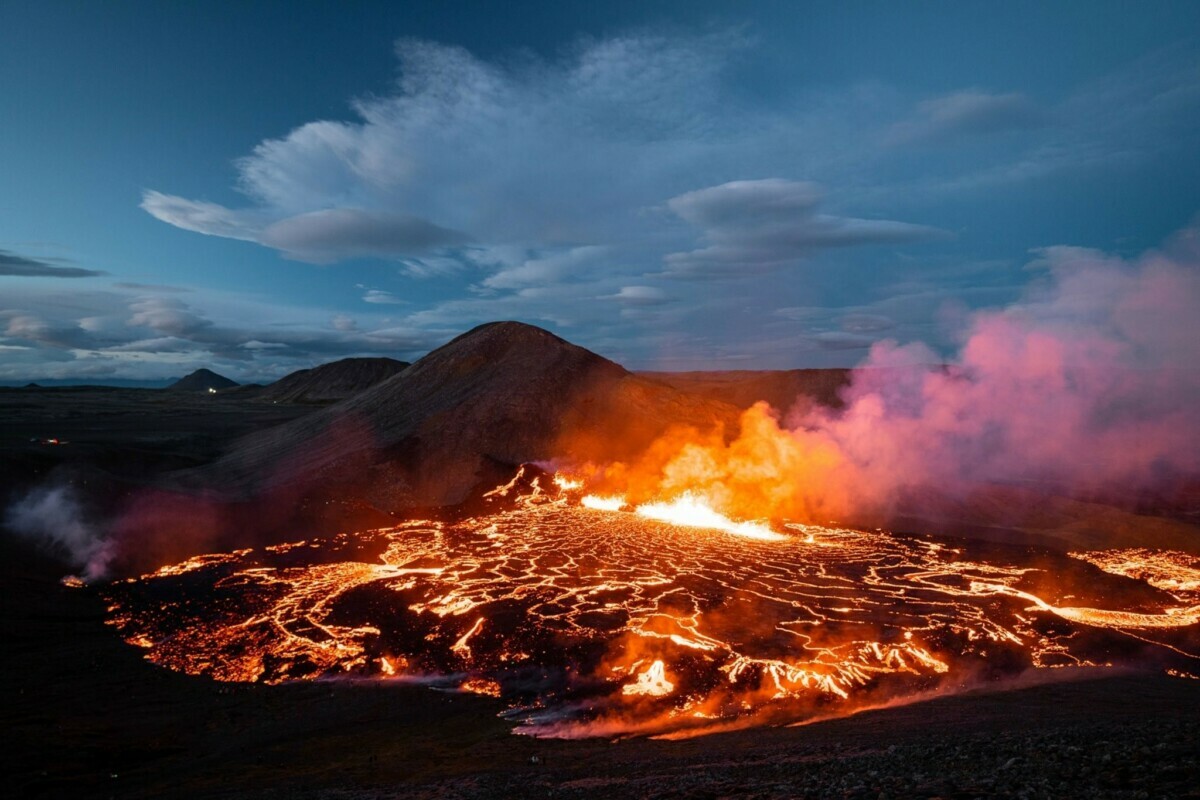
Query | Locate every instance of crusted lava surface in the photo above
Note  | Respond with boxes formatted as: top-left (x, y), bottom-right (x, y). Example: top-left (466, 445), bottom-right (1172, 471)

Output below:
top-left (101, 471), bottom-right (1200, 741)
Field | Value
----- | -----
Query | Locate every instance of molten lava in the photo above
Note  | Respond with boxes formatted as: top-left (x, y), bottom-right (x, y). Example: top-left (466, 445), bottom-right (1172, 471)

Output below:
top-left (623, 660), bottom-right (674, 697)
top-left (633, 492), bottom-right (784, 541)
top-left (101, 471), bottom-right (1200, 738)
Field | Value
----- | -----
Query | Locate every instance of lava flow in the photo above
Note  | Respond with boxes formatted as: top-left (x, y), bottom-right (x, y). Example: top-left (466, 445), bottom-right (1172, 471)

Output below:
top-left (101, 471), bottom-right (1200, 738)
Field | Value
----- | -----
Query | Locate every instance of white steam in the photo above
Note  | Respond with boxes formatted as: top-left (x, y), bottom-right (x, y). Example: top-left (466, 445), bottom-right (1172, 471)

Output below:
top-left (4, 485), bottom-right (113, 580)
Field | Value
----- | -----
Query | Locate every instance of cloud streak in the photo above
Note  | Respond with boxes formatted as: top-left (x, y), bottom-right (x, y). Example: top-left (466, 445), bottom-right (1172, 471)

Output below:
top-left (0, 249), bottom-right (106, 278)
top-left (886, 90), bottom-right (1045, 145)
top-left (665, 180), bottom-right (941, 277)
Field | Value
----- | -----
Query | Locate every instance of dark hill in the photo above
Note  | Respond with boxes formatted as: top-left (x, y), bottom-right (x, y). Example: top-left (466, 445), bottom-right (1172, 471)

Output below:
top-left (258, 357), bottom-right (409, 404)
top-left (168, 369), bottom-right (238, 392)
top-left (194, 321), bottom-right (739, 511)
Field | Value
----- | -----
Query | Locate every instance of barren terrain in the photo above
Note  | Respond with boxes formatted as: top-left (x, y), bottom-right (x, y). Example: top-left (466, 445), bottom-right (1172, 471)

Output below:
top-left (2, 347), bottom-right (1198, 798)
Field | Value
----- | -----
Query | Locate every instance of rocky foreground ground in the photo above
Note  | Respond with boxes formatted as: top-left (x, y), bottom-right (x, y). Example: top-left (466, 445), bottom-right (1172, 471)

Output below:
top-left (393, 719), bottom-right (1198, 800)
top-left (4, 533), bottom-right (1197, 800)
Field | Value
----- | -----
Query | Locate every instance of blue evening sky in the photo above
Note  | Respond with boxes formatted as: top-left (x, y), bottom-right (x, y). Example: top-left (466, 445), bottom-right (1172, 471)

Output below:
top-left (1, 1), bottom-right (1198, 381)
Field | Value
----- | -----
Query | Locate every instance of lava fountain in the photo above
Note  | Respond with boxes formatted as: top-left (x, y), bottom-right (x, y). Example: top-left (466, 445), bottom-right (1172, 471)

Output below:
top-left (100, 470), bottom-right (1200, 738)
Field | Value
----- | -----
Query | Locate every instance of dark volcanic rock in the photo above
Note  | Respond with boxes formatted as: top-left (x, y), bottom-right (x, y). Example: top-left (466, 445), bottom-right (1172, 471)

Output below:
top-left (257, 357), bottom-right (409, 404)
top-left (168, 368), bottom-right (239, 392)
top-left (198, 321), bottom-right (738, 510)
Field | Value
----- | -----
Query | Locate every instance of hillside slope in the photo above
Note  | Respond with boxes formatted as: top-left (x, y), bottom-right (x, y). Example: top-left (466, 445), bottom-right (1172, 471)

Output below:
top-left (257, 357), bottom-right (409, 404)
top-left (200, 322), bottom-right (739, 509)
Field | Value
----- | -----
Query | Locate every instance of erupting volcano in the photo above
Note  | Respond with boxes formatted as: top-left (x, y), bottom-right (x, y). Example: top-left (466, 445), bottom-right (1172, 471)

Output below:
top-left (7, 9), bottom-right (1200, 795)
top-left (102, 467), bottom-right (1200, 739)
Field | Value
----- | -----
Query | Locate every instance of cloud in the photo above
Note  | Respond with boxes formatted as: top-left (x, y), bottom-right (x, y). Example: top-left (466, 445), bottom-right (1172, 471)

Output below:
top-left (127, 296), bottom-right (213, 337)
top-left (140, 33), bottom-right (794, 276)
top-left (38, 31), bottom-right (1193, 379)
top-left (2, 312), bottom-right (94, 349)
top-left (331, 314), bottom-right (358, 332)
top-left (112, 282), bottom-right (192, 293)
top-left (0, 249), bottom-right (106, 278)
top-left (812, 331), bottom-right (877, 350)
top-left (139, 191), bottom-right (266, 241)
top-left (887, 90), bottom-right (1044, 145)
top-left (839, 313), bottom-right (895, 333)
top-left (604, 285), bottom-right (671, 306)
top-left (258, 209), bottom-right (468, 263)
top-left (108, 336), bottom-right (202, 353)
top-left (664, 180), bottom-right (941, 277)
top-left (482, 246), bottom-right (608, 290)
top-left (141, 192), bottom-right (467, 265)
top-left (362, 289), bottom-right (405, 304)
top-left (889, 49), bottom-right (1200, 195)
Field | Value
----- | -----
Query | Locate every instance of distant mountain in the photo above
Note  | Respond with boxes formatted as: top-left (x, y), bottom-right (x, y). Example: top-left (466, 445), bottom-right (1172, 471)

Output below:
top-left (197, 321), bottom-right (739, 509)
top-left (168, 369), bottom-right (239, 392)
top-left (0, 378), bottom-right (175, 389)
top-left (257, 357), bottom-right (409, 404)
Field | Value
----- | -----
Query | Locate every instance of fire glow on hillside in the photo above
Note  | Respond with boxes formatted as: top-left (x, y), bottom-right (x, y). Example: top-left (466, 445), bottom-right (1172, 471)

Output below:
top-left (101, 470), bottom-right (1200, 738)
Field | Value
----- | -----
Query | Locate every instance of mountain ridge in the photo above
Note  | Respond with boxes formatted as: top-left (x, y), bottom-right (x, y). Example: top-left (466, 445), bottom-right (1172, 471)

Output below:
top-left (168, 368), bottom-right (238, 392)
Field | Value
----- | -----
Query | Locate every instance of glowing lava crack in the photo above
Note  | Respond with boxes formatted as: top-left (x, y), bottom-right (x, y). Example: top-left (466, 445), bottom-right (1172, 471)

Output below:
top-left (102, 478), bottom-right (1200, 738)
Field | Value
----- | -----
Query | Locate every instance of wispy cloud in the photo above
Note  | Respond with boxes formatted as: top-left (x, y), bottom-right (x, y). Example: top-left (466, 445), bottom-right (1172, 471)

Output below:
top-left (604, 285), bottom-right (671, 306)
top-left (18, 29), bottom-right (1191, 380)
top-left (481, 246), bottom-right (609, 290)
top-left (886, 90), bottom-right (1045, 145)
top-left (143, 32), bottom-right (933, 286)
top-left (112, 282), bottom-right (192, 293)
top-left (362, 289), bottom-right (405, 304)
top-left (0, 249), bottom-right (106, 278)
top-left (664, 180), bottom-right (941, 278)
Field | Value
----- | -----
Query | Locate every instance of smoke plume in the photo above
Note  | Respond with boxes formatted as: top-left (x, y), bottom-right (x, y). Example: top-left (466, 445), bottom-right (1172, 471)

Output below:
top-left (4, 484), bottom-right (114, 580)
top-left (598, 227), bottom-right (1200, 526)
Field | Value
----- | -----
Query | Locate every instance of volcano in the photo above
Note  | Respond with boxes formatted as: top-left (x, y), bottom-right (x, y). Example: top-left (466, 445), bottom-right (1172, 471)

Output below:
top-left (196, 321), bottom-right (740, 511)
top-left (257, 357), bottom-right (410, 404)
top-left (168, 368), bottom-right (238, 392)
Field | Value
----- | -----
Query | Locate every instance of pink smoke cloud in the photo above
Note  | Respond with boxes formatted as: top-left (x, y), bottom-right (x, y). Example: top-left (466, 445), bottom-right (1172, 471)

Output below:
top-left (806, 227), bottom-right (1200, 511)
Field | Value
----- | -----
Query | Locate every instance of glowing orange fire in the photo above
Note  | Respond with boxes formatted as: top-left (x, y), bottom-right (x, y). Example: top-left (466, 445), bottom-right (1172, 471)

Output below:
top-left (101, 469), bottom-right (1200, 739)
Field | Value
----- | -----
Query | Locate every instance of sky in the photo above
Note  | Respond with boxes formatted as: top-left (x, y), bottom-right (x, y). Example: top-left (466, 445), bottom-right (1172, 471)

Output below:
top-left (1, 1), bottom-right (1198, 383)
